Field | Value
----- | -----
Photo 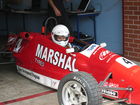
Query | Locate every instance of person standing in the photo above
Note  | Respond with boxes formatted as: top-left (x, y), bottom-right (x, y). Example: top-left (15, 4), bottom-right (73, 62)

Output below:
top-left (48, 0), bottom-right (71, 32)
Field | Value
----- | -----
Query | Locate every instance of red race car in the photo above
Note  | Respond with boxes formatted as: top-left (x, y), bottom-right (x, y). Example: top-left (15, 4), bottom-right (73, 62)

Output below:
top-left (7, 32), bottom-right (140, 105)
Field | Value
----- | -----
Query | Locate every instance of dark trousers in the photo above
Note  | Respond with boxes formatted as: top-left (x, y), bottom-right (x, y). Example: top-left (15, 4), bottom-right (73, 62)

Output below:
top-left (47, 5), bottom-right (72, 33)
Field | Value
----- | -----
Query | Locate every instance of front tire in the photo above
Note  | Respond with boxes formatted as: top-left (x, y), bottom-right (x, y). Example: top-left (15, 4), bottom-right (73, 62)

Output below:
top-left (57, 72), bottom-right (102, 105)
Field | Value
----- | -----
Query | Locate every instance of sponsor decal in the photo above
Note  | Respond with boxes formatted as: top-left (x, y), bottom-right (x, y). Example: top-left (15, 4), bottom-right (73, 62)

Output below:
top-left (35, 44), bottom-right (78, 72)
top-left (35, 58), bottom-right (45, 67)
top-left (73, 76), bottom-right (86, 87)
top-left (99, 50), bottom-right (111, 60)
top-left (102, 89), bottom-right (118, 98)
top-left (106, 54), bottom-right (117, 63)
top-left (102, 82), bottom-right (119, 98)
top-left (18, 66), bottom-right (40, 80)
top-left (17, 66), bottom-right (60, 89)
top-left (87, 44), bottom-right (97, 51)
top-left (116, 57), bottom-right (136, 68)
top-left (99, 50), bottom-right (117, 63)
top-left (104, 82), bottom-right (119, 88)
top-left (13, 38), bottom-right (23, 53)
top-left (80, 44), bottom-right (99, 58)
top-left (51, 80), bottom-right (58, 88)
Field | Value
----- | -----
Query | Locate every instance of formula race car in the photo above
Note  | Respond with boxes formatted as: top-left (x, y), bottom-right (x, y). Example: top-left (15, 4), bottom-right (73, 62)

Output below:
top-left (7, 32), bottom-right (140, 105)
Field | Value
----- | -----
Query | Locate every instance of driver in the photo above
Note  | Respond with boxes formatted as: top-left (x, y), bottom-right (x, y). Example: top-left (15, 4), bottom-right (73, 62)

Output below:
top-left (51, 24), bottom-right (88, 52)
top-left (51, 24), bottom-right (72, 48)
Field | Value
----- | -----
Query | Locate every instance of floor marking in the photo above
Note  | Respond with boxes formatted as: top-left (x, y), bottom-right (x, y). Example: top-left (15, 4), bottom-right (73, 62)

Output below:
top-left (0, 102), bottom-right (5, 105)
top-left (0, 90), bottom-right (55, 105)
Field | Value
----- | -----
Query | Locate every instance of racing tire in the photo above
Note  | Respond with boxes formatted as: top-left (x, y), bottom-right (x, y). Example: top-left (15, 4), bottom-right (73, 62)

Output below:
top-left (57, 71), bottom-right (102, 105)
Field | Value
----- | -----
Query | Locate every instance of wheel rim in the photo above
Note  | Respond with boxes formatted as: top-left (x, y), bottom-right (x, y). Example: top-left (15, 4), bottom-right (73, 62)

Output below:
top-left (62, 81), bottom-right (88, 105)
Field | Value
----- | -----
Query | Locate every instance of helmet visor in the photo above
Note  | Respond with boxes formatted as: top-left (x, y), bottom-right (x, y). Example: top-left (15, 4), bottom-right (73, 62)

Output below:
top-left (54, 35), bottom-right (68, 42)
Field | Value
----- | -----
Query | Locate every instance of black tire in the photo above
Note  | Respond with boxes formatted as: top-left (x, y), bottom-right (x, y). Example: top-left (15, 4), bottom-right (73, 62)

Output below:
top-left (57, 71), bottom-right (102, 105)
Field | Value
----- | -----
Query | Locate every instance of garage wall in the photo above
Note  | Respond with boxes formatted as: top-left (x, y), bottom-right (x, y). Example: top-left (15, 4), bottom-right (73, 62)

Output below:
top-left (0, 0), bottom-right (122, 54)
top-left (65, 0), bottom-right (123, 54)
top-left (94, 0), bottom-right (123, 54)
top-left (123, 0), bottom-right (140, 62)
top-left (0, 0), bottom-right (48, 34)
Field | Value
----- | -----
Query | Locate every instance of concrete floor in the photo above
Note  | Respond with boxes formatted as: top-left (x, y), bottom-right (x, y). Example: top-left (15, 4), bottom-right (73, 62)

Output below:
top-left (1, 63), bottom-right (139, 105)
top-left (0, 64), bottom-right (59, 105)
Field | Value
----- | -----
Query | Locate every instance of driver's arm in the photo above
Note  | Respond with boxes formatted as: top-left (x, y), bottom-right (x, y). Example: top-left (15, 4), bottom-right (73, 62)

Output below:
top-left (48, 0), bottom-right (61, 16)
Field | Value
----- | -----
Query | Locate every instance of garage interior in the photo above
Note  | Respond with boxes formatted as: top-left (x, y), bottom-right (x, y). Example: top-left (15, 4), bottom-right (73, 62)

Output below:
top-left (0, 0), bottom-right (140, 105)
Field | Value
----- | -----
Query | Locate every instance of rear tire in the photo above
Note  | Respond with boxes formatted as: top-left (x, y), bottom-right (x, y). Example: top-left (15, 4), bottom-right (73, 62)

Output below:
top-left (57, 71), bottom-right (102, 105)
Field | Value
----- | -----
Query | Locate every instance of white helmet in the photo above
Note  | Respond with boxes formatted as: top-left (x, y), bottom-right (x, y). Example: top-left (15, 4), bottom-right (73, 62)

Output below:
top-left (52, 24), bottom-right (70, 47)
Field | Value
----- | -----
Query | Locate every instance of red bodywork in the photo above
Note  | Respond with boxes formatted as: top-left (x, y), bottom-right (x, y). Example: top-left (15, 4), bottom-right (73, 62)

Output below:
top-left (7, 32), bottom-right (140, 104)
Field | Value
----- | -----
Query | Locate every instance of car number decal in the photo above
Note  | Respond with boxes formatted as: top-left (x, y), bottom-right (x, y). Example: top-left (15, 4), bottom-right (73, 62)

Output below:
top-left (116, 57), bottom-right (136, 68)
